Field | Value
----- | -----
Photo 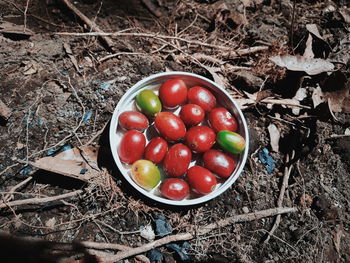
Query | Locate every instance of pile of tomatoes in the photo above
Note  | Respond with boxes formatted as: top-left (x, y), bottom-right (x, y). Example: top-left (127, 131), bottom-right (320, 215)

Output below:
top-left (117, 79), bottom-right (246, 201)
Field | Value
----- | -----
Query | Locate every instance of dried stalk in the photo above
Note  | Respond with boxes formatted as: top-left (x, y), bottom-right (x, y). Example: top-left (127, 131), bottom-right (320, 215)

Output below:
top-left (0, 190), bottom-right (82, 209)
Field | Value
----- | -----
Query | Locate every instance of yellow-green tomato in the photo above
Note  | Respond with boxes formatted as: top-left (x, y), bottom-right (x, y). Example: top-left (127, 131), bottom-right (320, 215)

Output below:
top-left (131, 160), bottom-right (161, 190)
top-left (216, 130), bottom-right (246, 154)
top-left (136, 90), bottom-right (162, 117)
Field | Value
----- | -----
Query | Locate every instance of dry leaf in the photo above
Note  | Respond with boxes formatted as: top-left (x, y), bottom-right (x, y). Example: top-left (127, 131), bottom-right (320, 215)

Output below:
top-left (23, 61), bottom-right (40, 75)
top-left (45, 217), bottom-right (57, 228)
top-left (33, 146), bottom-right (100, 182)
top-left (268, 123), bottom-right (280, 152)
top-left (269, 55), bottom-right (334, 75)
top-left (0, 21), bottom-right (33, 36)
top-left (312, 86), bottom-right (325, 108)
top-left (339, 7), bottom-right (350, 24)
top-left (306, 24), bottom-right (323, 40)
top-left (0, 99), bottom-right (11, 120)
top-left (333, 225), bottom-right (343, 254)
top-left (303, 34), bottom-right (314, 59)
top-left (294, 88), bottom-right (307, 101)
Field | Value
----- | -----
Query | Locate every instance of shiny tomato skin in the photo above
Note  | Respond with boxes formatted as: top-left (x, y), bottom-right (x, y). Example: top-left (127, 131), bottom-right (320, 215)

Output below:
top-left (144, 137), bottom-right (168, 164)
top-left (118, 130), bottom-right (146, 164)
top-left (160, 178), bottom-right (190, 200)
top-left (216, 130), bottom-right (246, 154)
top-left (185, 126), bottom-right (216, 153)
top-left (208, 107), bottom-right (238, 133)
top-left (163, 143), bottom-right (192, 177)
top-left (131, 160), bottom-right (161, 190)
top-left (179, 104), bottom-right (205, 126)
top-left (188, 86), bottom-right (216, 112)
top-left (159, 79), bottom-right (188, 108)
top-left (118, 111), bottom-right (149, 131)
top-left (154, 112), bottom-right (186, 142)
top-left (203, 149), bottom-right (235, 179)
top-left (186, 166), bottom-right (217, 195)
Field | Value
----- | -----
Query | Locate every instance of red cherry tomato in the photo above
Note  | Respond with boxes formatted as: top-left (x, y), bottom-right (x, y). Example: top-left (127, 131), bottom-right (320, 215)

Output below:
top-left (188, 86), bottom-right (216, 112)
top-left (118, 111), bottom-right (149, 131)
top-left (118, 130), bottom-right (146, 164)
top-left (203, 149), bottom-right (235, 179)
top-left (208, 107), bottom-right (238, 133)
top-left (154, 112), bottom-right (186, 142)
top-left (144, 137), bottom-right (168, 164)
top-left (160, 178), bottom-right (190, 200)
top-left (163, 143), bottom-right (192, 177)
top-left (159, 79), bottom-right (188, 108)
top-left (179, 104), bottom-right (205, 126)
top-left (185, 126), bottom-right (216, 153)
top-left (186, 166), bottom-right (217, 195)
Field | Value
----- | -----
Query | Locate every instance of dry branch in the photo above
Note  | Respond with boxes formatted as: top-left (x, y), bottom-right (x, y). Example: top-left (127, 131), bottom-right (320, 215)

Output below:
top-left (82, 241), bottom-right (150, 263)
top-left (55, 31), bottom-right (268, 54)
top-left (197, 206), bottom-right (298, 236)
top-left (264, 155), bottom-right (292, 243)
top-left (0, 190), bottom-right (82, 209)
top-left (59, 0), bottom-right (115, 51)
top-left (101, 233), bottom-right (193, 263)
top-left (1, 176), bottom-right (33, 203)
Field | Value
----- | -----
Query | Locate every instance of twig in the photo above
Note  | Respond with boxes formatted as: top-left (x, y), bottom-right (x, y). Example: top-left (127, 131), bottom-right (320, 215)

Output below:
top-left (81, 241), bottom-right (150, 263)
top-left (197, 206), bottom-right (298, 236)
top-left (59, 0), bottom-right (115, 51)
top-left (0, 190), bottom-right (82, 209)
top-left (98, 52), bottom-right (143, 63)
top-left (101, 233), bottom-right (193, 263)
top-left (220, 46), bottom-right (269, 58)
top-left (264, 154), bottom-right (292, 243)
top-left (55, 31), bottom-right (261, 52)
top-left (261, 99), bottom-right (311, 109)
top-left (23, 0), bottom-right (30, 32)
top-left (1, 176), bottom-right (33, 203)
top-left (175, 53), bottom-right (225, 65)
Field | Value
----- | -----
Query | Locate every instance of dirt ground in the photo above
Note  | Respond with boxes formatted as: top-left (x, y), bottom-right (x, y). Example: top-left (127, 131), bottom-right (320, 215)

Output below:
top-left (0, 0), bottom-right (349, 262)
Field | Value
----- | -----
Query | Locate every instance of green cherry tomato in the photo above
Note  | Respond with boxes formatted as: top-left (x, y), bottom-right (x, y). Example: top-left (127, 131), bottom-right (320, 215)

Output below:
top-left (216, 130), bottom-right (246, 154)
top-left (131, 160), bottom-right (161, 190)
top-left (136, 89), bottom-right (162, 117)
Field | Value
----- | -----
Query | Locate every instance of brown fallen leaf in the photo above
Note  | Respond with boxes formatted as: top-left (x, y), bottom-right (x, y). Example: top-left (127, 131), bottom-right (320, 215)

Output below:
top-left (32, 146), bottom-right (100, 182)
top-left (333, 224), bottom-right (343, 254)
top-left (311, 86), bottom-right (325, 108)
top-left (269, 55), bottom-right (334, 75)
top-left (0, 21), bottom-right (33, 36)
top-left (0, 99), bottom-right (11, 120)
top-left (268, 123), bottom-right (280, 152)
top-left (339, 7), bottom-right (350, 24)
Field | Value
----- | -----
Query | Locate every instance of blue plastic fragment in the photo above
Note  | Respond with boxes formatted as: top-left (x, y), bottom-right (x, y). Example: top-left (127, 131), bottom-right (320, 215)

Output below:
top-left (99, 83), bottom-right (111, 90)
top-left (166, 242), bottom-right (190, 261)
top-left (235, 195), bottom-right (241, 201)
top-left (61, 145), bottom-right (72, 152)
top-left (155, 215), bottom-right (172, 237)
top-left (47, 145), bottom-right (71, 156)
top-left (258, 148), bottom-right (276, 174)
top-left (83, 110), bottom-right (93, 124)
top-left (47, 148), bottom-right (57, 156)
top-left (146, 249), bottom-right (163, 261)
top-left (60, 70), bottom-right (69, 76)
top-left (19, 165), bottom-right (32, 176)
top-left (80, 168), bottom-right (89, 174)
top-left (37, 119), bottom-right (44, 126)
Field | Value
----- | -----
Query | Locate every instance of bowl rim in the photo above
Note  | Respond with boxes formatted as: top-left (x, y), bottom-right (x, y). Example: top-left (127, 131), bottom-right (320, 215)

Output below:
top-left (109, 71), bottom-right (249, 206)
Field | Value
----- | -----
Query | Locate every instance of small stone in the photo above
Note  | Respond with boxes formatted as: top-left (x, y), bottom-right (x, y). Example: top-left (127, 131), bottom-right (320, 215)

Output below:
top-left (242, 206), bottom-right (249, 213)
top-left (140, 225), bottom-right (155, 241)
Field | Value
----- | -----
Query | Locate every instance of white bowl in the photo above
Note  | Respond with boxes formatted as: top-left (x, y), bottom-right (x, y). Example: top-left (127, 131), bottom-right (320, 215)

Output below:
top-left (109, 72), bottom-right (249, 206)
